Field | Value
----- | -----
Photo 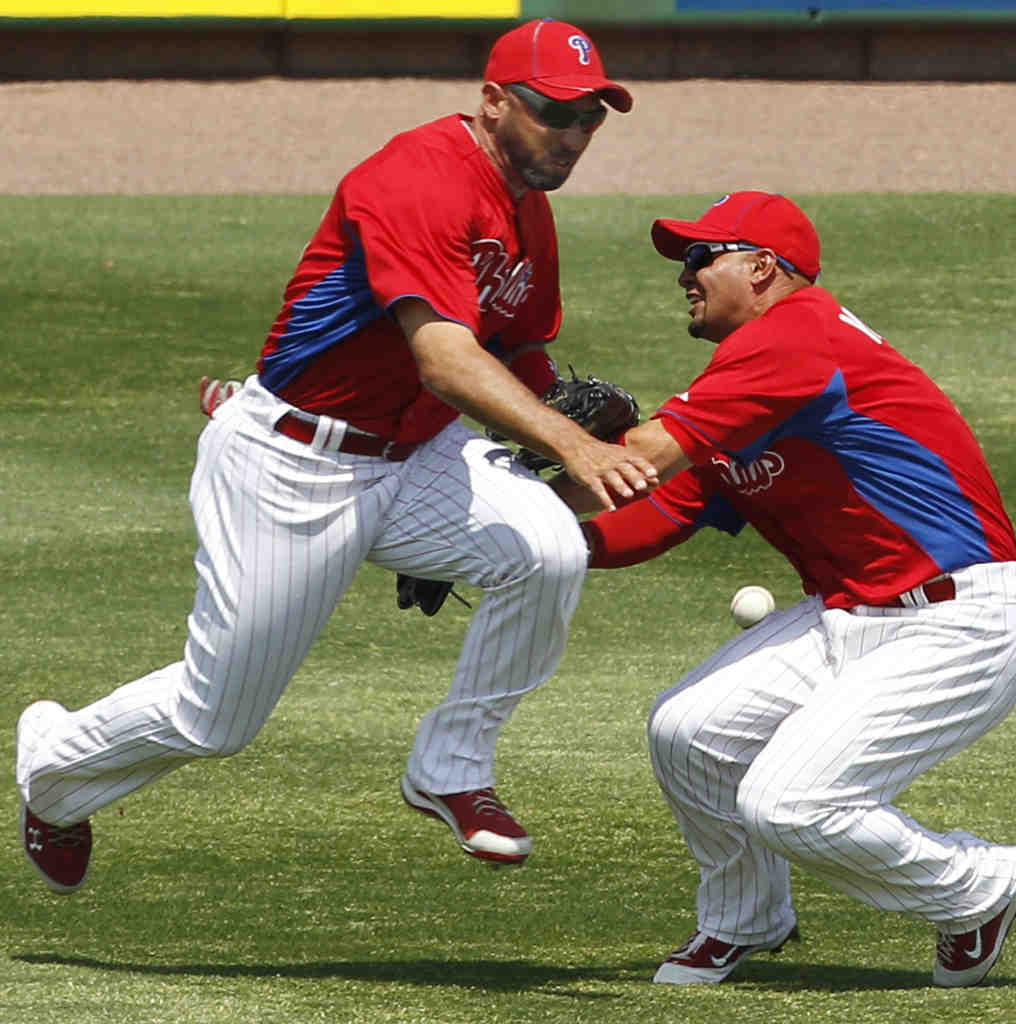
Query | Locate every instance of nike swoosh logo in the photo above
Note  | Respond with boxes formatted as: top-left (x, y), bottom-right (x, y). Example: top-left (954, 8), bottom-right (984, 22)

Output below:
top-left (710, 947), bottom-right (742, 968)
top-left (964, 932), bottom-right (983, 961)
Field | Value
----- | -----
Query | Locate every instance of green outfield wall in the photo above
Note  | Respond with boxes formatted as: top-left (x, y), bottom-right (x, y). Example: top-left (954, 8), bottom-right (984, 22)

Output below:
top-left (3, 1), bottom-right (1016, 79)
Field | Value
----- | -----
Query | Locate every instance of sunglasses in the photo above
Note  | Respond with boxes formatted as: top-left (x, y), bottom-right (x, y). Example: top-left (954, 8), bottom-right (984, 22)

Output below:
top-left (506, 83), bottom-right (607, 133)
top-left (683, 241), bottom-right (803, 277)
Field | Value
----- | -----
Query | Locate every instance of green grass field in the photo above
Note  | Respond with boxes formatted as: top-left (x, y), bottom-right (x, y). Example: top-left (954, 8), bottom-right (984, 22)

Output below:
top-left (2, 194), bottom-right (1016, 1023)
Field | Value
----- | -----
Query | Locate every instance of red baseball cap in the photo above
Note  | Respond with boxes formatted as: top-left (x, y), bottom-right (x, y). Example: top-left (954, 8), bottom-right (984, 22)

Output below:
top-left (651, 191), bottom-right (821, 281)
top-left (485, 18), bottom-right (633, 113)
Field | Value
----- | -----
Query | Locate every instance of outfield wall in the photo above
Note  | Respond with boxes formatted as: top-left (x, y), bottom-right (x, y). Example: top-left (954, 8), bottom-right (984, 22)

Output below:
top-left (3, 1), bottom-right (1016, 80)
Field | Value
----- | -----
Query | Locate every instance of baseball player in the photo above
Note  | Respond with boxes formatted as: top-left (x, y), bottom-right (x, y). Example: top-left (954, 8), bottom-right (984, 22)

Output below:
top-left (15, 18), bottom-right (657, 894)
top-left (554, 192), bottom-right (1016, 987)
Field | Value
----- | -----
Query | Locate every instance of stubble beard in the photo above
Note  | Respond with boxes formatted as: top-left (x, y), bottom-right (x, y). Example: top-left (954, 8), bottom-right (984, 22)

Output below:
top-left (687, 309), bottom-right (724, 344)
top-left (520, 162), bottom-right (571, 191)
top-left (501, 131), bottom-right (572, 192)
top-left (516, 156), bottom-right (571, 192)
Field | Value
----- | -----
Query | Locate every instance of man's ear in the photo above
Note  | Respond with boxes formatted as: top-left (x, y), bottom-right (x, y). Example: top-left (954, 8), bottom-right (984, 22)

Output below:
top-left (481, 81), bottom-right (509, 121)
top-left (750, 249), bottom-right (782, 286)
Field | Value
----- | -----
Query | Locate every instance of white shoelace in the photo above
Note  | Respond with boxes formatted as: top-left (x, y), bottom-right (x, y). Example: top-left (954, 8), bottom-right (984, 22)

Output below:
top-left (472, 791), bottom-right (509, 818)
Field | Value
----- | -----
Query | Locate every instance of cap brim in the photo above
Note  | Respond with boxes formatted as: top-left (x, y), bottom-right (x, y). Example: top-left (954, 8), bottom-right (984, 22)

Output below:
top-left (526, 76), bottom-right (633, 113)
top-left (651, 218), bottom-right (739, 261)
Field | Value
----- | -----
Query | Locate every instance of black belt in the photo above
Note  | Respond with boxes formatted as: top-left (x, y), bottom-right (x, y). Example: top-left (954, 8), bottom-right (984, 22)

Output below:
top-left (275, 413), bottom-right (417, 462)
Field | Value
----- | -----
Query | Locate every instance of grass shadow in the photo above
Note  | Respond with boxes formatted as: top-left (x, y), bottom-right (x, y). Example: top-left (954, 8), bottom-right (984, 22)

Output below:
top-left (12, 954), bottom-right (640, 998)
top-left (12, 952), bottom-right (988, 993)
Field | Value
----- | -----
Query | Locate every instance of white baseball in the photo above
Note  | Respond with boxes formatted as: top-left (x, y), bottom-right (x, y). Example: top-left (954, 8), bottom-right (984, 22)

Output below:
top-left (730, 585), bottom-right (776, 629)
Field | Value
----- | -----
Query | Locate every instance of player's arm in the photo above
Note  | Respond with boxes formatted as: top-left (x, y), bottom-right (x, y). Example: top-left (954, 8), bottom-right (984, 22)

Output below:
top-left (549, 418), bottom-right (690, 516)
top-left (486, 338), bottom-right (559, 397)
top-left (393, 298), bottom-right (658, 512)
top-left (581, 490), bottom-right (696, 568)
top-left (581, 461), bottom-right (729, 568)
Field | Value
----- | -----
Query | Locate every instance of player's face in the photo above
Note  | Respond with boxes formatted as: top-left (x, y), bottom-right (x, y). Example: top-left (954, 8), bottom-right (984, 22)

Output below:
top-left (497, 86), bottom-right (604, 191)
top-left (678, 247), bottom-right (760, 343)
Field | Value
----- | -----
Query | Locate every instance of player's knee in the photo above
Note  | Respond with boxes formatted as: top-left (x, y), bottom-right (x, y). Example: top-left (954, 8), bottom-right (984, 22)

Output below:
top-left (738, 783), bottom-right (777, 843)
top-left (491, 516), bottom-right (587, 590)
top-left (539, 531), bottom-right (588, 586)
top-left (201, 734), bottom-right (251, 758)
top-left (646, 702), bottom-right (674, 792)
top-left (170, 702), bottom-right (261, 759)
top-left (646, 689), bottom-right (699, 790)
top-left (736, 781), bottom-right (830, 861)
top-left (177, 727), bottom-right (253, 759)
top-left (646, 695), bottom-right (673, 761)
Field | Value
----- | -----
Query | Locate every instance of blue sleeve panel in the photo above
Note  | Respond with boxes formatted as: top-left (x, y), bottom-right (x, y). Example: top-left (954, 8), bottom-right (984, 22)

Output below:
top-left (730, 369), bottom-right (993, 570)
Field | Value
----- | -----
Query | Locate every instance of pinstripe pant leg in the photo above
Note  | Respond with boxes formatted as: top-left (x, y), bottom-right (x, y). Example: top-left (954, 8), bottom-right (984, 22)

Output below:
top-left (739, 573), bottom-right (1016, 928)
top-left (369, 422), bottom-right (589, 794)
top-left (18, 408), bottom-right (399, 826)
top-left (647, 597), bottom-right (827, 944)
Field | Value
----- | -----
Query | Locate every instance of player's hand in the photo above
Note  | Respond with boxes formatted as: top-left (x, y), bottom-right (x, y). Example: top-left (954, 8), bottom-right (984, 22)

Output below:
top-left (559, 436), bottom-right (659, 512)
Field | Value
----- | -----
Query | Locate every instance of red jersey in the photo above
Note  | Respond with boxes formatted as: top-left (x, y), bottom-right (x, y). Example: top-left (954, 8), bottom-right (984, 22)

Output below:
top-left (257, 114), bottom-right (562, 443)
top-left (588, 286), bottom-right (1016, 609)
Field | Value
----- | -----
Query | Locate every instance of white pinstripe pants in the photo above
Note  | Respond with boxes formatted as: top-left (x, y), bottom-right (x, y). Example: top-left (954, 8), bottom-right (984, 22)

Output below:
top-left (648, 562), bottom-right (1016, 944)
top-left (18, 379), bottom-right (587, 825)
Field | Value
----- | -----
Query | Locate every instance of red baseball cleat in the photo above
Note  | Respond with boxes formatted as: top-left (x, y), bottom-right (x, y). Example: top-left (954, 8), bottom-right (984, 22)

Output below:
top-left (653, 922), bottom-right (800, 984)
top-left (20, 800), bottom-right (92, 894)
top-left (401, 775), bottom-right (532, 865)
top-left (16, 700), bottom-right (92, 894)
top-left (934, 900), bottom-right (1016, 987)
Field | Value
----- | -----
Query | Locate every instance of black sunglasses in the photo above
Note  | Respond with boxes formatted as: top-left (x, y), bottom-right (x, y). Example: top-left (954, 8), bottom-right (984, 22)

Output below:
top-left (684, 241), bottom-right (803, 277)
top-left (506, 83), bottom-right (607, 133)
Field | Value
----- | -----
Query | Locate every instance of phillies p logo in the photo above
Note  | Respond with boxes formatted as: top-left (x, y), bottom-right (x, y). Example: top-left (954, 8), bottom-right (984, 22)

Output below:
top-left (568, 34), bottom-right (592, 65)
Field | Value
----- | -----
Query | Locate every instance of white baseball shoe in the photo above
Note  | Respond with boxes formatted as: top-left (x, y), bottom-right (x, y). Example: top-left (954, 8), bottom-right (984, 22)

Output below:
top-left (16, 701), bottom-right (93, 894)
top-left (934, 899), bottom-right (1016, 987)
top-left (653, 921), bottom-right (800, 985)
top-left (400, 774), bottom-right (532, 865)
